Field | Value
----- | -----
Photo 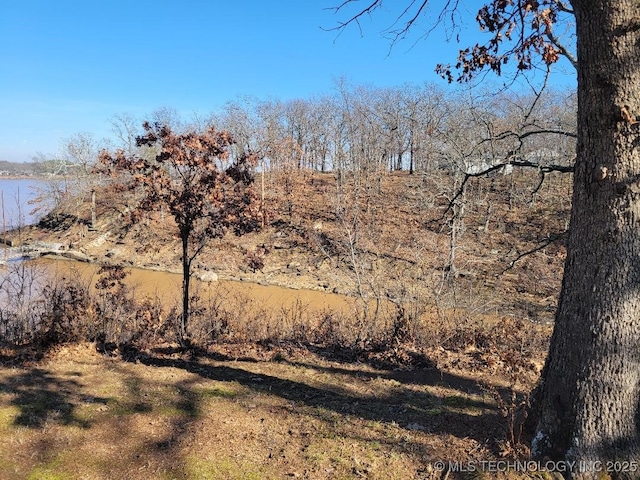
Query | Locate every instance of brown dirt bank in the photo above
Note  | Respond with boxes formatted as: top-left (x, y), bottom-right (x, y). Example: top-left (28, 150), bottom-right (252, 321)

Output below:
top-left (14, 170), bottom-right (567, 326)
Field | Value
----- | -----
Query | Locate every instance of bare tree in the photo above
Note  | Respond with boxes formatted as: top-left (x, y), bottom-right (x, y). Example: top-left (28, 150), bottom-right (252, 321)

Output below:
top-left (30, 132), bottom-right (105, 228)
top-left (213, 97), bottom-right (263, 155)
top-left (110, 112), bottom-right (141, 157)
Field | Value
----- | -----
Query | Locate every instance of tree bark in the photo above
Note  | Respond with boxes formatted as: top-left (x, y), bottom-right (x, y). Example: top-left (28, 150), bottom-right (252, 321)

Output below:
top-left (532, 1), bottom-right (640, 477)
top-left (91, 189), bottom-right (96, 230)
top-left (181, 232), bottom-right (191, 345)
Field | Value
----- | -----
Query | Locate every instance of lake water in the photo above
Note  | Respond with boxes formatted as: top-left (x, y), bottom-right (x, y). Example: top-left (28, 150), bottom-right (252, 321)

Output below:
top-left (0, 178), bottom-right (46, 230)
top-left (36, 257), bottom-right (358, 315)
top-left (0, 257), bottom-right (366, 344)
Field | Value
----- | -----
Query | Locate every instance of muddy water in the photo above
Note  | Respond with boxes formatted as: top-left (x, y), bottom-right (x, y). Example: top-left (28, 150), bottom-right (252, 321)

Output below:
top-left (36, 257), bottom-right (357, 316)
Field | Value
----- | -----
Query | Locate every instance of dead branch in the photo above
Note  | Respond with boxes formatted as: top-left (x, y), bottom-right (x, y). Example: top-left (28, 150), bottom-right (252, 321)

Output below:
top-left (440, 159), bottom-right (574, 220)
top-left (503, 231), bottom-right (568, 272)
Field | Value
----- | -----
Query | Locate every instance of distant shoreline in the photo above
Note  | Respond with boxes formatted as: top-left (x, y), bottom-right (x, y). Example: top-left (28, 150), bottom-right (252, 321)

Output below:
top-left (0, 175), bottom-right (51, 181)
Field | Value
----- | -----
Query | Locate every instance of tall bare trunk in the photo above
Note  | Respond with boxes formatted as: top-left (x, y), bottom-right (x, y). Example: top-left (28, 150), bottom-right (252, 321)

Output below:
top-left (532, 1), bottom-right (640, 475)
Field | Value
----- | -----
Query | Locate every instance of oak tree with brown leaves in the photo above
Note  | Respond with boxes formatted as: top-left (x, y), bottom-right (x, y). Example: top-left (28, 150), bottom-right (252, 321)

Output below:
top-left (332, 1), bottom-right (640, 476)
top-left (99, 122), bottom-right (260, 344)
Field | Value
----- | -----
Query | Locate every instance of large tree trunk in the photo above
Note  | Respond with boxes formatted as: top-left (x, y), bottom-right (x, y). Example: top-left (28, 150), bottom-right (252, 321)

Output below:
top-left (532, 1), bottom-right (640, 477)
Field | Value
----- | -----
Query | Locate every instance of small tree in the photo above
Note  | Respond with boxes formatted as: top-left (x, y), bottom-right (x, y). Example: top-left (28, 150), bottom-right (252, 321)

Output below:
top-left (99, 122), bottom-right (260, 344)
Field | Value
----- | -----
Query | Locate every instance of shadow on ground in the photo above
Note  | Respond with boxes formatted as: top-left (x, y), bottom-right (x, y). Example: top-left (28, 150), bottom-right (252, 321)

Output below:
top-left (0, 367), bottom-right (101, 429)
top-left (137, 348), bottom-right (521, 456)
top-left (0, 344), bottom-right (528, 478)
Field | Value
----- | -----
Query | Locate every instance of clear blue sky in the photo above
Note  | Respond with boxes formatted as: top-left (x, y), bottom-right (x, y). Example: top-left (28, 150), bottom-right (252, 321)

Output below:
top-left (0, 1), bottom-right (576, 162)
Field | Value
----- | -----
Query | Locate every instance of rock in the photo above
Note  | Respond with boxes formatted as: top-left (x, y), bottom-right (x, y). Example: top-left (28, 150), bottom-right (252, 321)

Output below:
top-left (105, 248), bottom-right (123, 258)
top-left (287, 261), bottom-right (301, 270)
top-left (406, 422), bottom-right (426, 431)
top-left (263, 266), bottom-right (283, 274)
top-left (87, 233), bottom-right (109, 248)
top-left (60, 250), bottom-right (91, 262)
top-left (197, 271), bottom-right (219, 282)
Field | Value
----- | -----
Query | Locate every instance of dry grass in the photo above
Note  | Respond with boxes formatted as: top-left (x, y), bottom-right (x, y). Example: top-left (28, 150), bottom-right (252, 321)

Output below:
top-left (0, 336), bottom-right (558, 480)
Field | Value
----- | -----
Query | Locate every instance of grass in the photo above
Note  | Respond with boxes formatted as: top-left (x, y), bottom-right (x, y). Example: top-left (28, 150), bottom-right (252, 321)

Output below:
top-left (0, 342), bottom-right (552, 480)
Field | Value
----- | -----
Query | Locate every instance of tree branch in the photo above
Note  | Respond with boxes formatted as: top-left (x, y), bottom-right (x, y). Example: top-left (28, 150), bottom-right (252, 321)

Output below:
top-left (552, 0), bottom-right (574, 15)
top-left (503, 231), bottom-right (568, 271)
top-left (440, 159), bottom-right (574, 219)
top-left (547, 30), bottom-right (578, 70)
top-left (490, 127), bottom-right (577, 143)
top-left (323, 0), bottom-right (383, 36)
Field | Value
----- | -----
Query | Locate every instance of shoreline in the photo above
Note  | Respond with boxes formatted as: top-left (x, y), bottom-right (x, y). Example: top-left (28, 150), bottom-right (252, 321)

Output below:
top-left (6, 241), bottom-right (346, 296)
top-left (0, 175), bottom-right (55, 181)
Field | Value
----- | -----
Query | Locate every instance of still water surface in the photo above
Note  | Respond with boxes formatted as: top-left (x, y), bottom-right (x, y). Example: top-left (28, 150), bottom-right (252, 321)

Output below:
top-left (36, 257), bottom-right (357, 316)
top-left (0, 178), bottom-right (46, 230)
